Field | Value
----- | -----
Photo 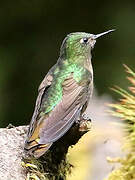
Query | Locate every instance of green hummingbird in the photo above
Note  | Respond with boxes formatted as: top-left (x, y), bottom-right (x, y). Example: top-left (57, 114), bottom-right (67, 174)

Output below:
top-left (24, 30), bottom-right (114, 158)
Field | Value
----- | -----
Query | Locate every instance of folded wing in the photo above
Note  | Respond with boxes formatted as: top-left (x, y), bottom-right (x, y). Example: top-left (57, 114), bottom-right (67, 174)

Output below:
top-left (25, 72), bottom-right (88, 157)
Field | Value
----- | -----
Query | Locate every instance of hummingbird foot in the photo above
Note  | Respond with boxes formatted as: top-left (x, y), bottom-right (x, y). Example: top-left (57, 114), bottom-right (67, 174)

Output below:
top-left (78, 113), bottom-right (92, 132)
top-left (81, 113), bottom-right (91, 121)
top-left (79, 119), bottom-right (92, 132)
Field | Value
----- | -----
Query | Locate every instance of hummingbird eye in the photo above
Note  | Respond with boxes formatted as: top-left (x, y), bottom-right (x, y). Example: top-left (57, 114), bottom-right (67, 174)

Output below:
top-left (80, 37), bottom-right (89, 44)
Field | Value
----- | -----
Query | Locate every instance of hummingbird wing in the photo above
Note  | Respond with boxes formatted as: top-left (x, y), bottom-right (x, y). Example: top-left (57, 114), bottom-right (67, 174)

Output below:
top-left (26, 66), bottom-right (55, 140)
top-left (38, 74), bottom-right (88, 144)
top-left (25, 70), bottom-right (89, 157)
top-left (25, 66), bottom-right (56, 157)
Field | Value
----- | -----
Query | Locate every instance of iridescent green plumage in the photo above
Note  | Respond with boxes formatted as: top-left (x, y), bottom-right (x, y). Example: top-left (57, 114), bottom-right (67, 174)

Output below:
top-left (25, 30), bottom-right (114, 158)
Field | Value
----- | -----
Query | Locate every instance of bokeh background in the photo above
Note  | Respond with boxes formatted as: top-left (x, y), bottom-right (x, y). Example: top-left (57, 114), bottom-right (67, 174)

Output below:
top-left (0, 0), bottom-right (135, 127)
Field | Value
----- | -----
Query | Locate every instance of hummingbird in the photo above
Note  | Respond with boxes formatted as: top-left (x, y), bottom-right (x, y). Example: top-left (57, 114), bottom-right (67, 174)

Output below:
top-left (24, 30), bottom-right (114, 158)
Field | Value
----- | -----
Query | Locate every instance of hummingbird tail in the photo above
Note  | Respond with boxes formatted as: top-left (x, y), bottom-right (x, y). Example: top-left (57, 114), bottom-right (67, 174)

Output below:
top-left (24, 139), bottom-right (52, 158)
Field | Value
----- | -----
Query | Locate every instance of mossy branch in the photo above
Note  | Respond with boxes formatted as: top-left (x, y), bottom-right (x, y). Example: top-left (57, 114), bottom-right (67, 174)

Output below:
top-left (0, 119), bottom-right (91, 180)
top-left (23, 120), bottom-right (91, 180)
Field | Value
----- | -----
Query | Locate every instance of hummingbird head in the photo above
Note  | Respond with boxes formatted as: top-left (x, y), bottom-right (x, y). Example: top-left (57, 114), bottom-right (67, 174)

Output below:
top-left (60, 30), bottom-right (115, 60)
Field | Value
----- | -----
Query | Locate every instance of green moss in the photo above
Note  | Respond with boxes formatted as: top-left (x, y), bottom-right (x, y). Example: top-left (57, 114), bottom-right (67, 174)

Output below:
top-left (106, 65), bottom-right (135, 180)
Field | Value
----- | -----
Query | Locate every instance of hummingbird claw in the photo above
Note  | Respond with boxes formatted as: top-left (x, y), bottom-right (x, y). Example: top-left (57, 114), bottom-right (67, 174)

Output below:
top-left (79, 120), bottom-right (92, 132)
top-left (82, 113), bottom-right (91, 121)
top-left (77, 113), bottom-right (92, 132)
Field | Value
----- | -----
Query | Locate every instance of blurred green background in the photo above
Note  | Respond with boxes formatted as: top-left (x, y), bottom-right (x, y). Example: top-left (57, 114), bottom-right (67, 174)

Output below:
top-left (0, 0), bottom-right (135, 127)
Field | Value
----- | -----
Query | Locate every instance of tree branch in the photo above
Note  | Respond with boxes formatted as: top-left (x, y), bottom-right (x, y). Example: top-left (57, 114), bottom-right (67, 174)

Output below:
top-left (0, 126), bottom-right (27, 180)
top-left (0, 120), bottom-right (91, 180)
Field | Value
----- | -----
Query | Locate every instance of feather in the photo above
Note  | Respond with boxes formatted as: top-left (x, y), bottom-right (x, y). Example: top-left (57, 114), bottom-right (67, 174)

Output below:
top-left (25, 69), bottom-right (90, 157)
top-left (38, 75), bottom-right (87, 144)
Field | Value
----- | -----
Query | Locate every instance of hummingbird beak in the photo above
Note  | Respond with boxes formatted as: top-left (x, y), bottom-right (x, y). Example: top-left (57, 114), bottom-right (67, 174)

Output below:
top-left (92, 29), bottom-right (115, 39)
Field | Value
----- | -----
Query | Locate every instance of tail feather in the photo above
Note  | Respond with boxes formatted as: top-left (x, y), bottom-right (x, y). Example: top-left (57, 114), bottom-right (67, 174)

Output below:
top-left (24, 139), bottom-right (52, 158)
top-left (33, 143), bottom-right (52, 158)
